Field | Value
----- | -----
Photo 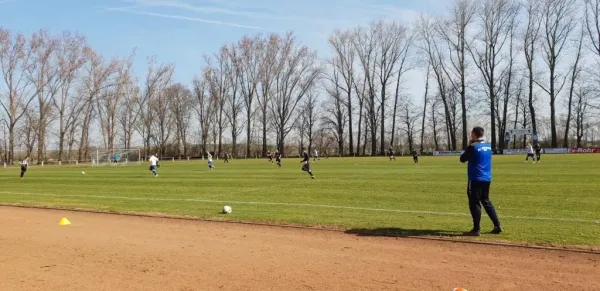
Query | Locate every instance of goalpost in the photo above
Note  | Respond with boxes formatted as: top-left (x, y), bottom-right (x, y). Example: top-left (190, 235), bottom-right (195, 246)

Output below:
top-left (91, 149), bottom-right (142, 167)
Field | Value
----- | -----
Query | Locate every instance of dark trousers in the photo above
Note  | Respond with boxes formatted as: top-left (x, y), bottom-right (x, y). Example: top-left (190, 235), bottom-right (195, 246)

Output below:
top-left (467, 180), bottom-right (501, 230)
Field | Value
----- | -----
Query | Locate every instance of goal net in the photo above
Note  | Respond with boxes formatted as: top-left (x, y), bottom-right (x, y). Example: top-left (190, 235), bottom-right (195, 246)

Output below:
top-left (91, 149), bottom-right (141, 167)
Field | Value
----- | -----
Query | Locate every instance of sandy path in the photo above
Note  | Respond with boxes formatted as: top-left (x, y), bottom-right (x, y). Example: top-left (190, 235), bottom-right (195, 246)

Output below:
top-left (0, 206), bottom-right (598, 291)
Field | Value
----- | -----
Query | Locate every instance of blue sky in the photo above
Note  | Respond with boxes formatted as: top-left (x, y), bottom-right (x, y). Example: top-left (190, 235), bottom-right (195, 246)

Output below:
top-left (0, 0), bottom-right (445, 85)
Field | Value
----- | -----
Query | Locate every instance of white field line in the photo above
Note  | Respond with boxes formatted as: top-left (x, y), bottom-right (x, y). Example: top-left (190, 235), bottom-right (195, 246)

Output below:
top-left (1, 191), bottom-right (598, 224)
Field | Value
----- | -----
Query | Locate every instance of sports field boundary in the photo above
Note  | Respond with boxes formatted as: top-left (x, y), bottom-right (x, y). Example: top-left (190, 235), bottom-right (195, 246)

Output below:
top-left (1, 203), bottom-right (598, 255)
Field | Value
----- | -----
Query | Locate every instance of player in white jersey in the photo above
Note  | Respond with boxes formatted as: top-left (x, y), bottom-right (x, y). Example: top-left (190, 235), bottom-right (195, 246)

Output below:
top-left (20, 157), bottom-right (29, 179)
top-left (207, 151), bottom-right (215, 170)
top-left (313, 149), bottom-right (319, 161)
top-left (525, 143), bottom-right (535, 163)
top-left (149, 154), bottom-right (159, 177)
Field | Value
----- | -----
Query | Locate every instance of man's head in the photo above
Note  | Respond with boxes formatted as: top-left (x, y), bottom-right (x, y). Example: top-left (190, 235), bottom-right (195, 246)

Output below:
top-left (471, 127), bottom-right (485, 141)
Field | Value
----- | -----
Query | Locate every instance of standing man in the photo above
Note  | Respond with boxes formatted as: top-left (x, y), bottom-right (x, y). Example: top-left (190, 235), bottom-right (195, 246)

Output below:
top-left (267, 150), bottom-right (273, 164)
top-left (313, 149), bottom-right (319, 161)
top-left (113, 153), bottom-right (120, 166)
top-left (301, 148), bottom-right (315, 179)
top-left (149, 154), bottom-right (159, 177)
top-left (460, 127), bottom-right (502, 236)
top-left (20, 157), bottom-right (29, 179)
top-left (534, 142), bottom-right (542, 164)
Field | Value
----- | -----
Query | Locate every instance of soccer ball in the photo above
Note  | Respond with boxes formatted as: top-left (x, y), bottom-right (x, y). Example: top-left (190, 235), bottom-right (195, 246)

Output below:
top-left (222, 205), bottom-right (232, 214)
top-left (81, 171), bottom-right (85, 175)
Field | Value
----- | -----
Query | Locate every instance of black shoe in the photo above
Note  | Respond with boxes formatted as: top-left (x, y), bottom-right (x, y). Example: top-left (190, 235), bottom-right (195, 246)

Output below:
top-left (491, 226), bottom-right (503, 234)
top-left (462, 229), bottom-right (481, 236)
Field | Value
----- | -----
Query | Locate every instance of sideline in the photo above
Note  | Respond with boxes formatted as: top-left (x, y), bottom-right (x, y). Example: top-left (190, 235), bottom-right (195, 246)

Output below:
top-left (0, 204), bottom-right (598, 255)
top-left (1, 191), bottom-right (599, 224)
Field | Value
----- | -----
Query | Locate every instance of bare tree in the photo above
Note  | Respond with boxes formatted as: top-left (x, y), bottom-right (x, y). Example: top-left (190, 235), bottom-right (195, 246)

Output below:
top-left (573, 84), bottom-right (595, 146)
top-left (193, 72), bottom-right (214, 154)
top-left (0, 28), bottom-right (35, 163)
top-left (269, 39), bottom-right (320, 155)
top-left (257, 33), bottom-right (286, 155)
top-left (353, 24), bottom-right (380, 154)
top-left (522, 0), bottom-right (542, 137)
top-left (118, 74), bottom-right (140, 149)
top-left (322, 67), bottom-right (347, 155)
top-left (27, 30), bottom-right (61, 163)
top-left (417, 15), bottom-right (458, 150)
top-left (496, 13), bottom-right (520, 150)
top-left (78, 48), bottom-right (120, 161)
top-left (328, 29), bottom-right (356, 155)
top-left (375, 21), bottom-right (414, 154)
top-left (563, 26), bottom-right (585, 147)
top-left (151, 84), bottom-right (174, 156)
top-left (52, 31), bottom-right (88, 162)
top-left (438, 0), bottom-right (478, 149)
top-left (205, 47), bottom-right (230, 156)
top-left (236, 36), bottom-right (262, 157)
top-left (468, 0), bottom-right (520, 150)
top-left (168, 83), bottom-right (193, 158)
top-left (223, 45), bottom-right (244, 157)
top-left (97, 57), bottom-right (132, 151)
top-left (538, 0), bottom-right (577, 147)
top-left (136, 57), bottom-right (173, 157)
top-left (389, 24), bottom-right (416, 150)
top-left (584, 0), bottom-right (600, 57)
top-left (400, 98), bottom-right (420, 152)
top-left (419, 62), bottom-right (431, 153)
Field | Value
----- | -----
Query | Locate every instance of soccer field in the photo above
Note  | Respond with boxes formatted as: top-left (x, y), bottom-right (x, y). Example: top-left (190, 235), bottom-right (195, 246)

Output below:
top-left (1, 155), bottom-right (598, 247)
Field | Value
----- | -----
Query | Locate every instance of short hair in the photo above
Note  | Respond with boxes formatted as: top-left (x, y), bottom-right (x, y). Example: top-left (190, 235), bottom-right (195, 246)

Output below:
top-left (472, 127), bottom-right (484, 138)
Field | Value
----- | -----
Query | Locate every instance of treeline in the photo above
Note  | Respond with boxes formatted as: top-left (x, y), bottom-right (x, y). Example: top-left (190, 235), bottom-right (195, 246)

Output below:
top-left (1, 0), bottom-right (600, 162)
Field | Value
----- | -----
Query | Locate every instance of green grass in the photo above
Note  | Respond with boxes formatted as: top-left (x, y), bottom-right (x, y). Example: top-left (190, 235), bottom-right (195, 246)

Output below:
top-left (1, 155), bottom-right (599, 247)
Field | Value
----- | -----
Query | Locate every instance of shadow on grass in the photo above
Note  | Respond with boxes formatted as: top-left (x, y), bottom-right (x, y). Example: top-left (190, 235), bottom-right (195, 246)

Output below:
top-left (345, 227), bottom-right (462, 238)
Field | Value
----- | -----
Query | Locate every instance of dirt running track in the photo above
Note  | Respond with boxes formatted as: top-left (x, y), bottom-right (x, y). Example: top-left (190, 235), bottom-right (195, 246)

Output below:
top-left (0, 206), bottom-right (598, 291)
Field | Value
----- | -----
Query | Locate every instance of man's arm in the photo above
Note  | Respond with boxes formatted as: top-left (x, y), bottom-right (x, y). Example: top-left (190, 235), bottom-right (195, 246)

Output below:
top-left (460, 145), bottom-right (474, 163)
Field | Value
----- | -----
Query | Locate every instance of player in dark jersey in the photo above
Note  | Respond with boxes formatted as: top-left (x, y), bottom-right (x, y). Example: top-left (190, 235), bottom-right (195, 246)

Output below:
top-left (534, 143), bottom-right (542, 164)
top-left (412, 150), bottom-right (419, 164)
top-left (300, 148), bottom-right (315, 179)
top-left (20, 157), bottom-right (29, 179)
top-left (388, 147), bottom-right (396, 161)
top-left (274, 150), bottom-right (282, 167)
top-left (267, 151), bottom-right (273, 164)
top-left (223, 152), bottom-right (229, 163)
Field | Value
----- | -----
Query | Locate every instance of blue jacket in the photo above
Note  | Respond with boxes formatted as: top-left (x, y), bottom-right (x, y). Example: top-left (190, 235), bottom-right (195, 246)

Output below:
top-left (460, 140), bottom-right (492, 182)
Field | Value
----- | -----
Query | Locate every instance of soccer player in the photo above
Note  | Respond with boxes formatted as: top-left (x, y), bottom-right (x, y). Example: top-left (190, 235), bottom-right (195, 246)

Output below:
top-left (207, 151), bottom-right (215, 170)
top-left (223, 152), bottom-right (229, 163)
top-left (412, 150), bottom-right (419, 164)
top-left (274, 150), bottom-right (282, 167)
top-left (300, 148), bottom-right (315, 179)
top-left (388, 147), bottom-right (396, 161)
top-left (20, 157), bottom-right (29, 179)
top-left (525, 142), bottom-right (535, 163)
top-left (313, 149), bottom-right (319, 161)
top-left (534, 142), bottom-right (542, 164)
top-left (460, 126), bottom-right (502, 236)
top-left (149, 154), bottom-right (159, 177)
top-left (113, 153), bottom-right (120, 166)
top-left (267, 150), bottom-right (273, 164)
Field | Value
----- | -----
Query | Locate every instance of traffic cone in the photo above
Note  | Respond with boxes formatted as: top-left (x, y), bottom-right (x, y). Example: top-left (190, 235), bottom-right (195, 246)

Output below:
top-left (58, 217), bottom-right (71, 226)
top-left (453, 288), bottom-right (468, 291)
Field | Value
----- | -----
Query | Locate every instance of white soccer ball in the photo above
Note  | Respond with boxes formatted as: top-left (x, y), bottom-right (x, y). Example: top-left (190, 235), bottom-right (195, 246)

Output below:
top-left (222, 205), bottom-right (232, 214)
top-left (81, 171), bottom-right (85, 175)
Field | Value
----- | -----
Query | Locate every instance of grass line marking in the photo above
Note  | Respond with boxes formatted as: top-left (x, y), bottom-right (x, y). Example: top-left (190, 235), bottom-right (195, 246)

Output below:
top-left (1, 191), bottom-right (599, 224)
